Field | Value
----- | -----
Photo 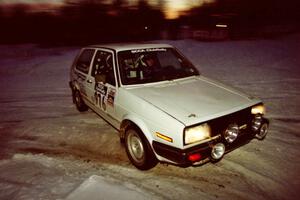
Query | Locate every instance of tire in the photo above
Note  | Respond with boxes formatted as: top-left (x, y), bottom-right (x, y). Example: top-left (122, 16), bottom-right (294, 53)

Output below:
top-left (125, 127), bottom-right (158, 170)
top-left (73, 90), bottom-right (88, 112)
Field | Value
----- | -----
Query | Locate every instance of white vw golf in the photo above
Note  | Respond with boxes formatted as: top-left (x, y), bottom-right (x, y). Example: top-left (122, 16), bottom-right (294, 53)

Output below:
top-left (69, 43), bottom-right (269, 170)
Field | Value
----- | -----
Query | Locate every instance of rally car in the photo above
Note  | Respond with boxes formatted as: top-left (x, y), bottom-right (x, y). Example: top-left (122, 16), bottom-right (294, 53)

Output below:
top-left (69, 43), bottom-right (269, 170)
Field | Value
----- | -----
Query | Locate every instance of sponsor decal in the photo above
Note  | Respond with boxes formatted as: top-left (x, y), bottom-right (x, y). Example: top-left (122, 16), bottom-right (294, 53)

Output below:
top-left (95, 83), bottom-right (107, 95)
top-left (107, 88), bottom-right (116, 107)
top-left (131, 48), bottom-right (167, 53)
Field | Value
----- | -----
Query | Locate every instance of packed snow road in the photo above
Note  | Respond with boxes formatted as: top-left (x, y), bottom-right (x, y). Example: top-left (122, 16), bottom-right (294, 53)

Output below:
top-left (0, 34), bottom-right (300, 200)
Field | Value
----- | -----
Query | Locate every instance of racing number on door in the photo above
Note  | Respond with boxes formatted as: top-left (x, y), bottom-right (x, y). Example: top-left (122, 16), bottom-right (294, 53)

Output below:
top-left (95, 82), bottom-right (107, 110)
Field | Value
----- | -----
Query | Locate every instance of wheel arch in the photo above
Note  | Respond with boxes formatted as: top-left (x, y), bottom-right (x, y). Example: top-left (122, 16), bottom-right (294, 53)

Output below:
top-left (120, 115), bottom-right (154, 146)
top-left (70, 80), bottom-right (81, 91)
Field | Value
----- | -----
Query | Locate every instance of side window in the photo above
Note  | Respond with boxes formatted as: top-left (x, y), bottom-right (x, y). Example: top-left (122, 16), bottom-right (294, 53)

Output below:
top-left (92, 50), bottom-right (115, 86)
top-left (75, 49), bottom-right (95, 74)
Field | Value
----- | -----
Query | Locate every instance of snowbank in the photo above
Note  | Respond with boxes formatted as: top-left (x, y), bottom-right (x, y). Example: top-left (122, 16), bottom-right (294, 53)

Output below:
top-left (65, 175), bottom-right (157, 200)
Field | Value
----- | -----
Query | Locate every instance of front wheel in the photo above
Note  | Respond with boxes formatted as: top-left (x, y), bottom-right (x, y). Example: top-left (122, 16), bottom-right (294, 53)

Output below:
top-left (125, 128), bottom-right (158, 170)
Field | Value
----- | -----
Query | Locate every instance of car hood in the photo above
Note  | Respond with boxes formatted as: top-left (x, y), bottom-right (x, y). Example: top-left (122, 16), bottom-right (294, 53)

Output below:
top-left (126, 76), bottom-right (260, 126)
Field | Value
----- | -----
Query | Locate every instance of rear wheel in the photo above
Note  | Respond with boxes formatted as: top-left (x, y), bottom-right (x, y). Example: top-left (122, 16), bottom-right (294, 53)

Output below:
top-left (125, 127), bottom-right (157, 170)
top-left (73, 90), bottom-right (88, 112)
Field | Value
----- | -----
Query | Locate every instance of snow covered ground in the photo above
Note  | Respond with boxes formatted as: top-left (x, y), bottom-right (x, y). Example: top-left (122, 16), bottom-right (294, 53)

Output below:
top-left (0, 34), bottom-right (299, 200)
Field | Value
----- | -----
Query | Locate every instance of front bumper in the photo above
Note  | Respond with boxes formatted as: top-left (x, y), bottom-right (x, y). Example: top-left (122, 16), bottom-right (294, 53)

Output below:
top-left (153, 116), bottom-right (269, 166)
top-left (153, 137), bottom-right (218, 166)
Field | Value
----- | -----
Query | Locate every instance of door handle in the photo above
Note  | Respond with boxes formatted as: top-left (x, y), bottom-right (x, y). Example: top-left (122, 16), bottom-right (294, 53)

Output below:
top-left (87, 79), bottom-right (92, 84)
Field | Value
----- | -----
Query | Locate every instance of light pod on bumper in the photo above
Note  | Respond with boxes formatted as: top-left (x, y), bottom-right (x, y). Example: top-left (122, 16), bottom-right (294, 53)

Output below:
top-left (224, 124), bottom-right (239, 143)
top-left (252, 114), bottom-right (263, 131)
top-left (256, 122), bottom-right (269, 140)
top-left (211, 143), bottom-right (225, 160)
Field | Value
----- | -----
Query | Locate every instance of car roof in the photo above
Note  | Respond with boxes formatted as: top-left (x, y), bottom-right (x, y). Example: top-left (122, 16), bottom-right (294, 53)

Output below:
top-left (88, 43), bottom-right (173, 52)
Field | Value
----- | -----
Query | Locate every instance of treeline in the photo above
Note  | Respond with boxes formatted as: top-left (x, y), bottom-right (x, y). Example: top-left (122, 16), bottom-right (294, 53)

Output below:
top-left (0, 0), bottom-right (165, 45)
top-left (0, 0), bottom-right (299, 45)
top-left (180, 0), bottom-right (300, 38)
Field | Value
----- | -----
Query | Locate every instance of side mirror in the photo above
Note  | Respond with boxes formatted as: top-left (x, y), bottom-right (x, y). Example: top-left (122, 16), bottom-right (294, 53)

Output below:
top-left (95, 74), bottom-right (106, 84)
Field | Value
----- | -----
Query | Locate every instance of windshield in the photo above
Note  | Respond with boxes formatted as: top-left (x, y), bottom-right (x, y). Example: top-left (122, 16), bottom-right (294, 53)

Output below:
top-left (118, 47), bottom-right (199, 85)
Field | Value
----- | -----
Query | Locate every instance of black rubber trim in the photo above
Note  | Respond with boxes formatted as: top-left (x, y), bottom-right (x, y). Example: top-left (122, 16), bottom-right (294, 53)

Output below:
top-left (152, 140), bottom-right (218, 166)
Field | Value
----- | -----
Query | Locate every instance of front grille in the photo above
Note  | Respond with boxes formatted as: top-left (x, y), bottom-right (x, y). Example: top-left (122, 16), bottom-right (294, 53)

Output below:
top-left (209, 107), bottom-right (252, 137)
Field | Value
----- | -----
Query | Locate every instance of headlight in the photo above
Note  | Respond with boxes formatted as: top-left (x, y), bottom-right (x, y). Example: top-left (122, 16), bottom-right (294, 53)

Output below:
top-left (251, 104), bottom-right (266, 115)
top-left (184, 123), bottom-right (211, 145)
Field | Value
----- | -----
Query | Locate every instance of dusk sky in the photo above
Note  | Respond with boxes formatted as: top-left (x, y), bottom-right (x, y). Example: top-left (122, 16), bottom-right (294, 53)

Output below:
top-left (0, 0), bottom-right (216, 19)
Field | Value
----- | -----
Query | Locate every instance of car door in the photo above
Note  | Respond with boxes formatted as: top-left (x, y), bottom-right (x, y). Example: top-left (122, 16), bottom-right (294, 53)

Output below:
top-left (90, 49), bottom-right (118, 120)
top-left (73, 48), bottom-right (96, 102)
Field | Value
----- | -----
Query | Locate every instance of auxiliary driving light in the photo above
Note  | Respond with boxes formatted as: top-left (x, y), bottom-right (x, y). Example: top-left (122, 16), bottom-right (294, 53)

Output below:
top-left (252, 114), bottom-right (263, 131)
top-left (256, 122), bottom-right (269, 140)
top-left (224, 124), bottom-right (239, 143)
top-left (211, 143), bottom-right (225, 160)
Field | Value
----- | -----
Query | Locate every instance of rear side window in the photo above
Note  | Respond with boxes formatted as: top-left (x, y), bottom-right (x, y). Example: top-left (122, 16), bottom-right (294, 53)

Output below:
top-left (75, 49), bottom-right (95, 74)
